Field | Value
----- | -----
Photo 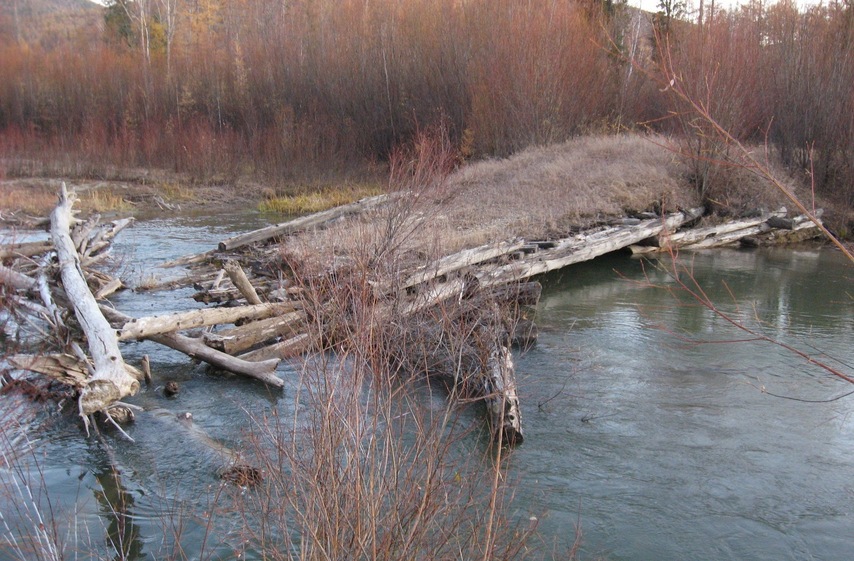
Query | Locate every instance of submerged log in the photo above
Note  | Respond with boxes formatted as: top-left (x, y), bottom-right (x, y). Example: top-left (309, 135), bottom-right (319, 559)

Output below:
top-left (51, 184), bottom-right (139, 416)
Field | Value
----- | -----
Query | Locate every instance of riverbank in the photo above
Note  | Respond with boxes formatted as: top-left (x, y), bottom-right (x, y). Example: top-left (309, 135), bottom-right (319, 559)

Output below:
top-left (2, 133), bottom-right (845, 241)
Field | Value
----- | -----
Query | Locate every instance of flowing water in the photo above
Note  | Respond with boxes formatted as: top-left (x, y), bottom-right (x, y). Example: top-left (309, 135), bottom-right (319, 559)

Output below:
top-left (2, 214), bottom-right (852, 561)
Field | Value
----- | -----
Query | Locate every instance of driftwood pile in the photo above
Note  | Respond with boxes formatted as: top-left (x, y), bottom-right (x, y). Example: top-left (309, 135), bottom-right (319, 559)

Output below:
top-left (1, 184), bottom-right (824, 445)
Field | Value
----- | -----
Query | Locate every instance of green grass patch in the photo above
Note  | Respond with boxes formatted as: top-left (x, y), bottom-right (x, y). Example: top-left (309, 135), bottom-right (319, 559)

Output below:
top-left (259, 184), bottom-right (385, 215)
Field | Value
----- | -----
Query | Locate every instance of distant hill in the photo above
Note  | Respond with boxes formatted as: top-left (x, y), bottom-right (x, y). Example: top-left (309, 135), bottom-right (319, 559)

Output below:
top-left (1, 0), bottom-right (102, 48)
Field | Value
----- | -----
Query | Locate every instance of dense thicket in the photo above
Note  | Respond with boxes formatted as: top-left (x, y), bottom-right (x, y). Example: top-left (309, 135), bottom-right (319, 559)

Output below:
top-left (0, 0), bottom-right (851, 203)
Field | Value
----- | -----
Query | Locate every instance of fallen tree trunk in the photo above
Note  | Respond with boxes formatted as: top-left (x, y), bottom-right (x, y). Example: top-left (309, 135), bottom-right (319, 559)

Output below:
top-left (203, 310), bottom-right (306, 355)
top-left (101, 305), bottom-right (285, 388)
top-left (224, 260), bottom-right (263, 304)
top-left (51, 183), bottom-right (140, 416)
top-left (0, 264), bottom-right (36, 291)
top-left (117, 302), bottom-right (298, 341)
top-left (218, 193), bottom-right (394, 251)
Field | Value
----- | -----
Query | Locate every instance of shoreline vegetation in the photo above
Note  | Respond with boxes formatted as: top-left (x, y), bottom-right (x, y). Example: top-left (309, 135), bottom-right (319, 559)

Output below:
top-left (0, 0), bottom-right (852, 235)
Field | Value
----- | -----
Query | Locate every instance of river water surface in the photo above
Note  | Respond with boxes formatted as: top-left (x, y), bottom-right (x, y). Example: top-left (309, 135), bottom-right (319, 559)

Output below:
top-left (2, 215), bottom-right (852, 560)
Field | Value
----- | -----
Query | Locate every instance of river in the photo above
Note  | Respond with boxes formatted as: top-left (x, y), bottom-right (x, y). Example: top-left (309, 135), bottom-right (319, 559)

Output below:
top-left (1, 215), bottom-right (852, 560)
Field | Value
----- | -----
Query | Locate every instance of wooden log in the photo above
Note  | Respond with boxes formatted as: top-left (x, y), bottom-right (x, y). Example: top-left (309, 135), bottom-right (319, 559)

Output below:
top-left (218, 193), bottom-right (393, 251)
top-left (51, 183), bottom-right (139, 416)
top-left (224, 260), bottom-right (263, 304)
top-left (117, 302), bottom-right (297, 341)
top-left (478, 207), bottom-right (705, 287)
top-left (0, 264), bottom-right (36, 291)
top-left (0, 240), bottom-right (53, 260)
top-left (100, 305), bottom-right (285, 388)
top-left (484, 343), bottom-right (523, 446)
top-left (628, 208), bottom-right (788, 254)
top-left (238, 333), bottom-right (312, 362)
top-left (158, 249), bottom-right (218, 269)
top-left (94, 277), bottom-right (124, 300)
top-left (384, 238), bottom-right (526, 293)
top-left (203, 310), bottom-right (305, 355)
top-left (9, 354), bottom-right (89, 387)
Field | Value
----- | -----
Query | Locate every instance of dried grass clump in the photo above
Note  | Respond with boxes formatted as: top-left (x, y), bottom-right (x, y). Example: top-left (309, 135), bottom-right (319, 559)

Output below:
top-left (445, 134), bottom-right (700, 241)
top-left (284, 133), bottom-right (704, 272)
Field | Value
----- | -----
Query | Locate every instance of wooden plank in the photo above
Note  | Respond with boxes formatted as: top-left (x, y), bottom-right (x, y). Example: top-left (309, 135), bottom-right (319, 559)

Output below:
top-left (477, 207), bottom-right (705, 288)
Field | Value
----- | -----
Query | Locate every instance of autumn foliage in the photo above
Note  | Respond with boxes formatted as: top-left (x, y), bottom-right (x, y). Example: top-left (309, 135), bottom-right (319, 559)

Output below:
top-left (0, 0), bottom-right (851, 204)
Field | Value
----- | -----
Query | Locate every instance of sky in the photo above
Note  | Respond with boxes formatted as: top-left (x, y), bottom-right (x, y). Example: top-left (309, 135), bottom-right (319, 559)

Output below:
top-left (629, 0), bottom-right (824, 12)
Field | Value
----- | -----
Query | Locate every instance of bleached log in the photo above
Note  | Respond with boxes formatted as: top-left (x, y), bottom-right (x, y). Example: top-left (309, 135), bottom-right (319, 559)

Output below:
top-left (158, 249), bottom-right (218, 269)
top-left (629, 208), bottom-right (790, 253)
top-left (94, 277), bottom-right (124, 300)
top-left (382, 238), bottom-right (526, 293)
top-left (224, 260), bottom-right (263, 304)
top-left (9, 354), bottom-right (89, 388)
top-left (478, 207), bottom-right (705, 287)
top-left (100, 305), bottom-right (285, 388)
top-left (117, 302), bottom-right (298, 341)
top-left (203, 310), bottom-right (305, 355)
top-left (0, 240), bottom-right (53, 260)
top-left (218, 193), bottom-right (393, 251)
top-left (51, 184), bottom-right (139, 416)
top-left (484, 343), bottom-right (523, 445)
top-left (0, 264), bottom-right (35, 291)
top-left (238, 333), bottom-right (312, 362)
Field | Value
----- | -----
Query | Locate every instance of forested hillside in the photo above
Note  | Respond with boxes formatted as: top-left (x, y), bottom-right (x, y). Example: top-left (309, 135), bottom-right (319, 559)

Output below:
top-left (0, 0), bottom-right (851, 210)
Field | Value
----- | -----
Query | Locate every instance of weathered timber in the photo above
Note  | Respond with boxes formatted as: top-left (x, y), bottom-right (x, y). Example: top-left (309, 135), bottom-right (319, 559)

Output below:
top-left (484, 343), bottom-right (523, 445)
top-left (203, 310), bottom-right (306, 355)
top-left (628, 208), bottom-right (793, 253)
top-left (158, 249), bottom-right (218, 269)
top-left (218, 192), bottom-right (393, 251)
top-left (93, 277), bottom-right (124, 300)
top-left (238, 333), bottom-right (312, 362)
top-left (101, 305), bottom-right (285, 388)
top-left (224, 260), bottom-right (263, 304)
top-left (117, 302), bottom-right (298, 341)
top-left (475, 207), bottom-right (705, 288)
top-left (51, 184), bottom-right (140, 416)
top-left (9, 354), bottom-right (89, 388)
top-left (0, 240), bottom-right (53, 260)
top-left (0, 264), bottom-right (36, 291)
top-left (382, 238), bottom-right (526, 293)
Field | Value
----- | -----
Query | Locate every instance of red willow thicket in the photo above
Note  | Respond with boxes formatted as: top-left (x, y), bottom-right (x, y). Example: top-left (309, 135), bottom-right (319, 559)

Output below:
top-left (0, 0), bottom-right (851, 205)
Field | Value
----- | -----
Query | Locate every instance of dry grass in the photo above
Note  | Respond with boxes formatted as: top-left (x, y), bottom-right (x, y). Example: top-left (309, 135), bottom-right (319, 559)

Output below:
top-left (285, 134), bottom-right (701, 269)
top-left (259, 183), bottom-right (386, 215)
top-left (283, 132), bottom-right (824, 275)
top-left (0, 181), bottom-right (58, 216)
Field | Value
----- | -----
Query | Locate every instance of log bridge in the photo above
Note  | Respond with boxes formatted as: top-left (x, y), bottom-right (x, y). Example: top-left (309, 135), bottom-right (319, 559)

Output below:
top-left (1, 184), bottom-right (823, 445)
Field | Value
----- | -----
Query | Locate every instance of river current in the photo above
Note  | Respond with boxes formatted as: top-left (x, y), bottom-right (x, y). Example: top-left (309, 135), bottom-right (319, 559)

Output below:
top-left (2, 214), bottom-right (852, 560)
